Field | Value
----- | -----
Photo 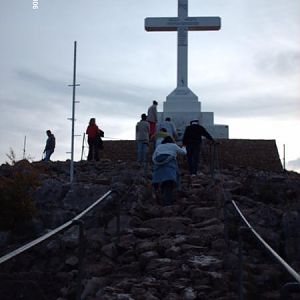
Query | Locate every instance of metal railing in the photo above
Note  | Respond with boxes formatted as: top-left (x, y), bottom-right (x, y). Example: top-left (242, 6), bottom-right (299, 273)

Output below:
top-left (209, 141), bottom-right (300, 298)
top-left (209, 142), bottom-right (220, 178)
top-left (0, 189), bottom-right (117, 300)
top-left (224, 196), bottom-right (300, 299)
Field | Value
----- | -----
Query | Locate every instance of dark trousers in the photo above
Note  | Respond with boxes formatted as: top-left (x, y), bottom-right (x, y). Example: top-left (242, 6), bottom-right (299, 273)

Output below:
top-left (88, 138), bottom-right (99, 161)
top-left (153, 180), bottom-right (175, 206)
top-left (186, 143), bottom-right (201, 175)
top-left (161, 180), bottom-right (175, 206)
top-left (43, 150), bottom-right (54, 161)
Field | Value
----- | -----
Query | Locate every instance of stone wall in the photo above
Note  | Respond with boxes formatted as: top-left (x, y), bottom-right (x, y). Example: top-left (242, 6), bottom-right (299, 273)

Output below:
top-left (205, 139), bottom-right (283, 172)
top-left (102, 139), bottom-right (283, 172)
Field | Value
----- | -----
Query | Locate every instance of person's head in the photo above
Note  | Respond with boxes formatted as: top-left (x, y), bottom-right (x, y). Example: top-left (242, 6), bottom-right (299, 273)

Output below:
top-left (153, 100), bottom-right (158, 106)
top-left (165, 117), bottom-right (171, 122)
top-left (190, 120), bottom-right (199, 125)
top-left (141, 113), bottom-right (147, 121)
top-left (89, 118), bottom-right (96, 125)
top-left (161, 136), bottom-right (174, 144)
top-left (46, 130), bottom-right (52, 137)
top-left (159, 128), bottom-right (167, 132)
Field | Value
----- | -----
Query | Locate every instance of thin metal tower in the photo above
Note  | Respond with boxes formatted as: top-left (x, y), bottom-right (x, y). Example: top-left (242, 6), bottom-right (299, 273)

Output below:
top-left (68, 41), bottom-right (80, 183)
top-left (283, 144), bottom-right (286, 171)
top-left (23, 135), bottom-right (27, 159)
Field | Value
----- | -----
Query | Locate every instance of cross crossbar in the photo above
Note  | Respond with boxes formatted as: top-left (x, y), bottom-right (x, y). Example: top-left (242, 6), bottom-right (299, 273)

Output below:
top-left (144, 0), bottom-right (221, 91)
top-left (145, 17), bottom-right (221, 32)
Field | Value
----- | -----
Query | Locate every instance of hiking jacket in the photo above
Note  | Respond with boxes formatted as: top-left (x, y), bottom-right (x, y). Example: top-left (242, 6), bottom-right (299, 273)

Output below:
top-left (147, 105), bottom-right (158, 123)
top-left (136, 120), bottom-right (150, 142)
top-left (182, 124), bottom-right (214, 145)
top-left (86, 124), bottom-right (100, 139)
top-left (45, 134), bottom-right (55, 151)
top-left (152, 143), bottom-right (186, 185)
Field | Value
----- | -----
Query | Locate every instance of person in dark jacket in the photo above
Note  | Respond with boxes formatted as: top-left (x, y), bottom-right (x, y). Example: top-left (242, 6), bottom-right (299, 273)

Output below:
top-left (182, 120), bottom-right (214, 176)
top-left (43, 130), bottom-right (55, 161)
top-left (86, 118), bottom-right (103, 161)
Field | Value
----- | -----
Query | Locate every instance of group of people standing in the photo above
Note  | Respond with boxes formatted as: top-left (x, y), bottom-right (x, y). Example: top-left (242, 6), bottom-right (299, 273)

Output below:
top-left (42, 100), bottom-right (214, 207)
top-left (43, 118), bottom-right (104, 162)
top-left (136, 100), bottom-right (215, 206)
top-left (136, 101), bottom-right (178, 168)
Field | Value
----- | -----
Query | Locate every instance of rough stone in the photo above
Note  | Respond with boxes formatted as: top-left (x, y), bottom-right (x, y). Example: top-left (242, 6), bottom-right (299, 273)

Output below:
top-left (101, 243), bottom-right (118, 258)
top-left (133, 228), bottom-right (158, 238)
top-left (65, 256), bottom-right (78, 267)
top-left (0, 159), bottom-right (299, 300)
top-left (141, 217), bottom-right (191, 234)
top-left (183, 287), bottom-right (197, 300)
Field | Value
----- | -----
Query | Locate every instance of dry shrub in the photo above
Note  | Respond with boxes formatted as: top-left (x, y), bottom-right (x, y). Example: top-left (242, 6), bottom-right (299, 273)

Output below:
top-left (0, 161), bottom-right (40, 230)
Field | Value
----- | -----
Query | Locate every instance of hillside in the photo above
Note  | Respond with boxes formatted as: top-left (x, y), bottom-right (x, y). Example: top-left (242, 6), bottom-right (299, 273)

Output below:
top-left (0, 159), bottom-right (299, 299)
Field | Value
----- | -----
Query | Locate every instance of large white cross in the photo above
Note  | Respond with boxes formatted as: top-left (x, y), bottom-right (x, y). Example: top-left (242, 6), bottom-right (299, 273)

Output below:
top-left (145, 0), bottom-right (221, 89)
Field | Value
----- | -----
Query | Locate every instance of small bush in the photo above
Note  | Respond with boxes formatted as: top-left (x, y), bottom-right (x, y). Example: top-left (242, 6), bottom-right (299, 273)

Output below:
top-left (6, 147), bottom-right (17, 165)
top-left (0, 162), bottom-right (40, 230)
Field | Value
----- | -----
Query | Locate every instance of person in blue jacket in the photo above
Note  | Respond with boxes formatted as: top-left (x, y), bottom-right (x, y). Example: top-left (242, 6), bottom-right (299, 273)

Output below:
top-left (152, 136), bottom-right (186, 205)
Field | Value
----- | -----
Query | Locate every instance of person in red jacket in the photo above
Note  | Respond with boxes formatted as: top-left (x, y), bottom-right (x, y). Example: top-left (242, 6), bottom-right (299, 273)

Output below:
top-left (86, 118), bottom-right (103, 161)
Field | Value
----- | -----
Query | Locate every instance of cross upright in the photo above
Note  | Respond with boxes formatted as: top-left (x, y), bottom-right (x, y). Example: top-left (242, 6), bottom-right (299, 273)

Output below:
top-left (145, 0), bottom-right (221, 90)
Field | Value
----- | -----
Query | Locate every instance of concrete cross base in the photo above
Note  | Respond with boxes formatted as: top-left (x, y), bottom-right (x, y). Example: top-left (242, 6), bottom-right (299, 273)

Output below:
top-left (157, 110), bottom-right (229, 139)
top-left (203, 124), bottom-right (229, 139)
top-left (164, 87), bottom-right (201, 113)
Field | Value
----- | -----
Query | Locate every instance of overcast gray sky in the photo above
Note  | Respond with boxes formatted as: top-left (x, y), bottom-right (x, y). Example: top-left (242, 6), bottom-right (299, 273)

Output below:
top-left (0, 0), bottom-right (299, 171)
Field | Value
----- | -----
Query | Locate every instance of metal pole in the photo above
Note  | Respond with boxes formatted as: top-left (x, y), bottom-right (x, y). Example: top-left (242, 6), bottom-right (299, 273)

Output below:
top-left (223, 198), bottom-right (230, 248)
top-left (70, 41), bottom-right (77, 183)
top-left (212, 143), bottom-right (217, 178)
top-left (116, 198), bottom-right (121, 244)
top-left (73, 220), bottom-right (85, 300)
top-left (238, 227), bottom-right (244, 300)
top-left (215, 143), bottom-right (219, 173)
top-left (23, 135), bottom-right (27, 159)
top-left (68, 41), bottom-right (80, 183)
top-left (283, 144), bottom-right (286, 171)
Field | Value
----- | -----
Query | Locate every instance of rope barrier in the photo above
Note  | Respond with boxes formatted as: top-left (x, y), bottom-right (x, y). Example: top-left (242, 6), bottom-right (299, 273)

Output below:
top-left (0, 190), bottom-right (113, 265)
top-left (0, 175), bottom-right (138, 299)
top-left (2, 144), bottom-right (298, 298)
top-left (211, 142), bottom-right (300, 298)
top-left (231, 200), bottom-right (300, 284)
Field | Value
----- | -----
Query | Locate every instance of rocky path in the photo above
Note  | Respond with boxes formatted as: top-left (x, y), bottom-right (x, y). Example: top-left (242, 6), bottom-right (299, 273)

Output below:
top-left (71, 170), bottom-right (236, 300)
top-left (1, 160), bottom-right (300, 299)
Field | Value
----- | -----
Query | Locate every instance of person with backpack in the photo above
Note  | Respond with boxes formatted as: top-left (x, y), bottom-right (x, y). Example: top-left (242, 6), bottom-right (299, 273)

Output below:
top-left (86, 118), bottom-right (103, 161)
